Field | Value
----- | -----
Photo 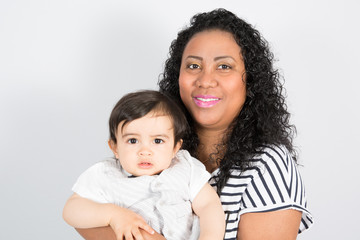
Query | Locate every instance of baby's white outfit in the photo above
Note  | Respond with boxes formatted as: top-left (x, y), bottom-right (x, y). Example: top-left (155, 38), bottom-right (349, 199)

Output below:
top-left (72, 150), bottom-right (210, 240)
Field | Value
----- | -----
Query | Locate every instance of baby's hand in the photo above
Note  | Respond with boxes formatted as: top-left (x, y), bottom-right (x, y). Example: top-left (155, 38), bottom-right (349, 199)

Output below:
top-left (109, 207), bottom-right (155, 240)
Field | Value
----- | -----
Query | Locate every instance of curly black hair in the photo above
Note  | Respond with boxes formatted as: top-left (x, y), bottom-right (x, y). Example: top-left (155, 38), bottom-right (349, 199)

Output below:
top-left (158, 8), bottom-right (297, 194)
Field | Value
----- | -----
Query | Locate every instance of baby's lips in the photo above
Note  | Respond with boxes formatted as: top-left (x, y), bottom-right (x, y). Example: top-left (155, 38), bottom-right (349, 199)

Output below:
top-left (138, 162), bottom-right (153, 168)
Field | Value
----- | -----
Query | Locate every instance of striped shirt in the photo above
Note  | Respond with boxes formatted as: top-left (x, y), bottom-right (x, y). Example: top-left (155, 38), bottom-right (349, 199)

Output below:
top-left (209, 145), bottom-right (314, 240)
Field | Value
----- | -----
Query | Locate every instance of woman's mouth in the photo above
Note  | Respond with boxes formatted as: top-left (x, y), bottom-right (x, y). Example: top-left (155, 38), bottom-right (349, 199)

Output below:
top-left (193, 95), bottom-right (220, 108)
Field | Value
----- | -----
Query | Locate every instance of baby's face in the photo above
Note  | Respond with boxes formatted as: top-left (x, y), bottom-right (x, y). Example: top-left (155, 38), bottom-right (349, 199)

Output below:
top-left (111, 112), bottom-right (181, 176)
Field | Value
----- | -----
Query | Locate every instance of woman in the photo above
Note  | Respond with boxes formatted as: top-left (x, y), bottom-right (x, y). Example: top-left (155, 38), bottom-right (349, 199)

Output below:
top-left (77, 8), bottom-right (313, 240)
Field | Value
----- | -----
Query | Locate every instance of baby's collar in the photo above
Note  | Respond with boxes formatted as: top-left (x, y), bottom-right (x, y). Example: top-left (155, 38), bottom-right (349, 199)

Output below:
top-left (119, 165), bottom-right (135, 178)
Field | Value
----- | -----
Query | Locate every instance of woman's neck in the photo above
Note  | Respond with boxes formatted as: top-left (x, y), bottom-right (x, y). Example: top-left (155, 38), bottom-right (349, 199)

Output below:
top-left (196, 126), bottom-right (228, 173)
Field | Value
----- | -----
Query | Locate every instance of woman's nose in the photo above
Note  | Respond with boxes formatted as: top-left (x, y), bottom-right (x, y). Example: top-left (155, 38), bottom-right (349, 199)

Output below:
top-left (196, 70), bottom-right (217, 88)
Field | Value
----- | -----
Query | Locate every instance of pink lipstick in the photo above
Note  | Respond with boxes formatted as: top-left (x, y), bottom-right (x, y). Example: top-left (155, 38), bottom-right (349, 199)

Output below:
top-left (193, 95), bottom-right (220, 108)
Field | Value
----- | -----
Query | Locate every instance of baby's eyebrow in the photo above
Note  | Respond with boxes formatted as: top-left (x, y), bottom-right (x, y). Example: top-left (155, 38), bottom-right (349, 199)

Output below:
top-left (121, 133), bottom-right (139, 138)
top-left (151, 134), bottom-right (170, 139)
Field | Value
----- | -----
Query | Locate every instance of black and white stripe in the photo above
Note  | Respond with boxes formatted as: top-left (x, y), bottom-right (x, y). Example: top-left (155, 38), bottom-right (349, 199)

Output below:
top-left (209, 145), bottom-right (313, 240)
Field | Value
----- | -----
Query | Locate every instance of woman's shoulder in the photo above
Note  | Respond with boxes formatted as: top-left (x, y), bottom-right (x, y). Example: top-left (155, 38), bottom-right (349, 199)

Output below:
top-left (218, 145), bottom-right (293, 179)
top-left (209, 144), bottom-right (296, 205)
top-left (253, 144), bottom-right (292, 165)
top-left (219, 144), bottom-right (314, 233)
top-left (248, 145), bottom-right (297, 174)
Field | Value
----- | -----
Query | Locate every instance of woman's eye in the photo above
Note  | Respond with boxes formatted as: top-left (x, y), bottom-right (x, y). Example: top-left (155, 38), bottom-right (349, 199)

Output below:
top-left (127, 138), bottom-right (138, 144)
top-left (218, 64), bottom-right (231, 70)
top-left (154, 139), bottom-right (164, 144)
top-left (188, 63), bottom-right (200, 69)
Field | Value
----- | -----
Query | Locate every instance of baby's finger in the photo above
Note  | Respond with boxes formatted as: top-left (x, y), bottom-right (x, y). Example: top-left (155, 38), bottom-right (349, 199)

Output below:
top-left (115, 233), bottom-right (124, 240)
top-left (131, 228), bottom-right (144, 240)
top-left (139, 223), bottom-right (155, 235)
top-left (113, 230), bottom-right (124, 240)
top-left (124, 231), bottom-right (134, 240)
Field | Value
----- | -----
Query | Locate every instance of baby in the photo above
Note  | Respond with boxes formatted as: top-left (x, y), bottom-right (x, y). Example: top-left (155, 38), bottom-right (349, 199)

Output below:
top-left (63, 90), bottom-right (225, 240)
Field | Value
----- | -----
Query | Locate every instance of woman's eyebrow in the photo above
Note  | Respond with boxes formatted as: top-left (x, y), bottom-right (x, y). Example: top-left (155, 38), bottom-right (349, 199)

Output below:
top-left (214, 56), bottom-right (235, 61)
top-left (185, 55), bottom-right (235, 61)
top-left (185, 55), bottom-right (203, 61)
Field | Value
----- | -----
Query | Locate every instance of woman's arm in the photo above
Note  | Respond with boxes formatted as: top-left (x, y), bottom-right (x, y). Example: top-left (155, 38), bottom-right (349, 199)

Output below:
top-left (237, 209), bottom-right (302, 240)
top-left (192, 183), bottom-right (226, 240)
top-left (76, 227), bottom-right (116, 240)
top-left (76, 227), bottom-right (166, 240)
top-left (234, 146), bottom-right (312, 239)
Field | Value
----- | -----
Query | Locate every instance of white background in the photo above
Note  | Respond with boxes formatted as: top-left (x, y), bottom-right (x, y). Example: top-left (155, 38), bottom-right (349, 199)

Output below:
top-left (1, 0), bottom-right (359, 239)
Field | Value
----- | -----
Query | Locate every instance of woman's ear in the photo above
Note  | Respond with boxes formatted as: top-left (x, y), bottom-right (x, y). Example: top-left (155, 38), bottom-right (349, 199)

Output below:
top-left (108, 140), bottom-right (118, 159)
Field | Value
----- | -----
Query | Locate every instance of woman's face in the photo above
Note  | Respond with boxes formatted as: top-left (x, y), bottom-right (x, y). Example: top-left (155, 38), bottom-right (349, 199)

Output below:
top-left (179, 30), bottom-right (247, 132)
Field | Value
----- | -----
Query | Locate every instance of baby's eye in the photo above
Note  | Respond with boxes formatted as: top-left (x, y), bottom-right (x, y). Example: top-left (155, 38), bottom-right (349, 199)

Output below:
top-left (217, 64), bottom-right (231, 70)
top-left (188, 63), bottom-right (200, 69)
top-left (127, 138), bottom-right (138, 144)
top-left (154, 139), bottom-right (164, 144)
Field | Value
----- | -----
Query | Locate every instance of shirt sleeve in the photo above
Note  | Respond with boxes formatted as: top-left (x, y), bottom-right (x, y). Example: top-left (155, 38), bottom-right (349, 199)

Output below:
top-left (72, 161), bottom-right (110, 204)
top-left (176, 150), bottom-right (211, 202)
top-left (239, 145), bottom-right (314, 233)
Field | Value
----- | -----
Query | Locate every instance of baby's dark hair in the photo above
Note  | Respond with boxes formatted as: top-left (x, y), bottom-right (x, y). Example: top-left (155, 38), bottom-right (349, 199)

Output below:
top-left (109, 90), bottom-right (188, 146)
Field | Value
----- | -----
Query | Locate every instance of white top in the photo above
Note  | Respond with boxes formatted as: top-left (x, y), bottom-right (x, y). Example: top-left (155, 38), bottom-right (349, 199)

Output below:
top-left (209, 145), bottom-right (314, 240)
top-left (72, 149), bottom-right (210, 240)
